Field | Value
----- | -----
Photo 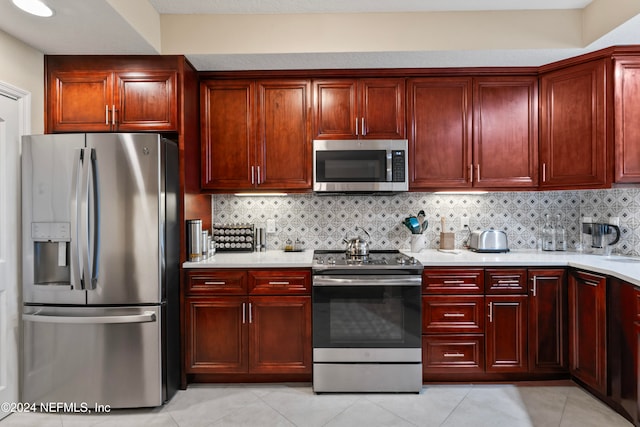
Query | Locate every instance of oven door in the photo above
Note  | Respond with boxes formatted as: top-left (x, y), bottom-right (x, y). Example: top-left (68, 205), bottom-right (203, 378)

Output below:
top-left (312, 274), bottom-right (421, 361)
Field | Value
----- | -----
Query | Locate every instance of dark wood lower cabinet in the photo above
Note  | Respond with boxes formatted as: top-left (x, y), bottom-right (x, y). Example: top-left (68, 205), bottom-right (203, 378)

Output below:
top-left (529, 269), bottom-right (567, 373)
top-left (249, 296), bottom-right (312, 374)
top-left (422, 335), bottom-right (484, 373)
top-left (609, 278), bottom-right (640, 424)
top-left (569, 270), bottom-right (607, 395)
top-left (485, 295), bottom-right (528, 373)
top-left (184, 269), bottom-right (312, 380)
top-left (185, 296), bottom-right (247, 373)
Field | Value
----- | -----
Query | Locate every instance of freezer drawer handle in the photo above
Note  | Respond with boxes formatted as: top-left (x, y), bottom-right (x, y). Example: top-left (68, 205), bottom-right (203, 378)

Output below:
top-left (23, 311), bottom-right (156, 324)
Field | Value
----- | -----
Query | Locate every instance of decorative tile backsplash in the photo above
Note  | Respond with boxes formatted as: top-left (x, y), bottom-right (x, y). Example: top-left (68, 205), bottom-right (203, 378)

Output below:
top-left (212, 188), bottom-right (640, 257)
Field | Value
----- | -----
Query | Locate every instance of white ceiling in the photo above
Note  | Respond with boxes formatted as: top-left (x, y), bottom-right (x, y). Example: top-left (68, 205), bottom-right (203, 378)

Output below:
top-left (1, 0), bottom-right (639, 71)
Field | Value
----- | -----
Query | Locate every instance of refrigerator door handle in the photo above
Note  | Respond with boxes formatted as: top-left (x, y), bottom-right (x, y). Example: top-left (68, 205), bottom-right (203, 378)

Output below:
top-left (88, 148), bottom-right (99, 290)
top-left (79, 148), bottom-right (92, 290)
top-left (70, 148), bottom-right (83, 290)
top-left (23, 311), bottom-right (157, 324)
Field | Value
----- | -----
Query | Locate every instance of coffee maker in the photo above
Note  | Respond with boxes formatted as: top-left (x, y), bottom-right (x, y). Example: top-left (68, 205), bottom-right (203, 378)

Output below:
top-left (581, 221), bottom-right (621, 254)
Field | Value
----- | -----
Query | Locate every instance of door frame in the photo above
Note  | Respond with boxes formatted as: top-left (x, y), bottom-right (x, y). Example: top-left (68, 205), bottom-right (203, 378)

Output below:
top-left (0, 80), bottom-right (31, 418)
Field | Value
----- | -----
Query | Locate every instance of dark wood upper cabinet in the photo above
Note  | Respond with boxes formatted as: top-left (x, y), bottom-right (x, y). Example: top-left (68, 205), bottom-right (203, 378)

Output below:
top-left (614, 56), bottom-right (640, 183)
top-left (539, 59), bottom-right (610, 189)
top-left (201, 79), bottom-right (312, 192)
top-left (408, 77), bottom-right (472, 189)
top-left (114, 71), bottom-right (177, 131)
top-left (473, 77), bottom-right (538, 188)
top-left (46, 58), bottom-right (179, 133)
top-left (200, 79), bottom-right (255, 190)
top-left (408, 76), bottom-right (538, 190)
top-left (257, 80), bottom-right (312, 190)
top-left (313, 78), bottom-right (405, 139)
top-left (48, 70), bottom-right (114, 132)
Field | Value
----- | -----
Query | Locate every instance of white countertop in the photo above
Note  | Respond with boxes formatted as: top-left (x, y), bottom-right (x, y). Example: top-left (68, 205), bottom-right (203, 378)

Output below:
top-left (183, 249), bottom-right (640, 287)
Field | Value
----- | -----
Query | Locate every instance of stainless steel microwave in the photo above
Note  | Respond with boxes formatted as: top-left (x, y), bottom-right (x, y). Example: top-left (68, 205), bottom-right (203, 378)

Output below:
top-left (313, 139), bottom-right (408, 192)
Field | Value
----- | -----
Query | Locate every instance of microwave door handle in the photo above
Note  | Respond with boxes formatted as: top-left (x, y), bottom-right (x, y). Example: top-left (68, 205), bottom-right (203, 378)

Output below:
top-left (386, 151), bottom-right (393, 182)
top-left (79, 148), bottom-right (92, 291)
top-left (87, 148), bottom-right (99, 290)
top-left (69, 148), bottom-right (83, 290)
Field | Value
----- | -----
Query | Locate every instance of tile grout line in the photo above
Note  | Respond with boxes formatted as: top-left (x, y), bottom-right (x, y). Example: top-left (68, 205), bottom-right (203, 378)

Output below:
top-left (438, 383), bottom-right (475, 427)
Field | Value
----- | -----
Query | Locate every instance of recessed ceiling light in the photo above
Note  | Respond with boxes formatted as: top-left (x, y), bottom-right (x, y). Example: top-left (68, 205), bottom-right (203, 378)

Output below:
top-left (12, 0), bottom-right (54, 17)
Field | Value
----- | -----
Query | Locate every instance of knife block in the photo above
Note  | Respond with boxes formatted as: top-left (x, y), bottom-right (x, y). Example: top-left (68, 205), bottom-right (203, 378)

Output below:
top-left (440, 232), bottom-right (455, 250)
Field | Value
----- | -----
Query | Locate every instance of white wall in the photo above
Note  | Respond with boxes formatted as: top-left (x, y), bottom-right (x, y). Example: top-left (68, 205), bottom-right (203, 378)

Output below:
top-left (0, 29), bottom-right (43, 134)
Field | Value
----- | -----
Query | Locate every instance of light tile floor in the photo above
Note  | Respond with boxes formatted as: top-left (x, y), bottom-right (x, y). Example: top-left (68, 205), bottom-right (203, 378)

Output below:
top-left (0, 382), bottom-right (633, 427)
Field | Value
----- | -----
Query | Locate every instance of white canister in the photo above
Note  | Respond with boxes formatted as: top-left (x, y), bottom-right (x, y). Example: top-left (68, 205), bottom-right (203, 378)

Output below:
top-left (410, 234), bottom-right (426, 253)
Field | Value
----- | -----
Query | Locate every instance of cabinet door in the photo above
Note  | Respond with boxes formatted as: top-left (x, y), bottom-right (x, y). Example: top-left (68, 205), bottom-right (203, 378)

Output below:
top-left (257, 80), bottom-right (312, 190)
top-left (614, 57), bottom-right (640, 183)
top-left (200, 80), bottom-right (255, 190)
top-left (486, 295), bottom-right (528, 373)
top-left (569, 270), bottom-right (607, 393)
top-left (313, 79), bottom-right (357, 139)
top-left (248, 296), bottom-right (312, 374)
top-left (115, 71), bottom-right (178, 131)
top-left (608, 278), bottom-right (640, 421)
top-left (359, 78), bottom-right (405, 139)
top-left (184, 297), bottom-right (247, 374)
top-left (47, 71), bottom-right (113, 132)
top-left (540, 59), bottom-right (609, 189)
top-left (408, 78), bottom-right (472, 189)
top-left (473, 77), bottom-right (538, 188)
top-left (528, 269), bottom-right (567, 373)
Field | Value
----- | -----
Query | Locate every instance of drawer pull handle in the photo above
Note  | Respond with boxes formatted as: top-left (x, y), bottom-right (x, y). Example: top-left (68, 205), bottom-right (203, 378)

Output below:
top-left (443, 352), bottom-right (465, 358)
top-left (443, 313), bottom-right (465, 318)
top-left (268, 281), bottom-right (290, 285)
top-left (497, 280), bottom-right (519, 284)
top-left (443, 280), bottom-right (465, 284)
top-left (204, 281), bottom-right (226, 285)
top-left (584, 280), bottom-right (600, 287)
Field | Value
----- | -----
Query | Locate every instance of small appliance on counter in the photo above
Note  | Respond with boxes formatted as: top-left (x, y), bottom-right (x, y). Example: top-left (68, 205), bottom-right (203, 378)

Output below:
top-left (581, 221), bottom-right (621, 252)
top-left (468, 229), bottom-right (509, 253)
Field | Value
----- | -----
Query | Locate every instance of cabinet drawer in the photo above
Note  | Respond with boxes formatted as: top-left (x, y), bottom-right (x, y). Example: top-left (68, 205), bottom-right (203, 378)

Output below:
top-left (423, 296), bottom-right (485, 333)
top-left (249, 269), bottom-right (311, 295)
top-left (422, 269), bottom-right (484, 294)
top-left (422, 335), bottom-right (485, 373)
top-left (485, 269), bottom-right (527, 294)
top-left (186, 270), bottom-right (247, 295)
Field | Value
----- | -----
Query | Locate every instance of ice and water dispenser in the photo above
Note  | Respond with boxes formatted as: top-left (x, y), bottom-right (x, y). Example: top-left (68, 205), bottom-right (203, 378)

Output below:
top-left (32, 222), bottom-right (71, 285)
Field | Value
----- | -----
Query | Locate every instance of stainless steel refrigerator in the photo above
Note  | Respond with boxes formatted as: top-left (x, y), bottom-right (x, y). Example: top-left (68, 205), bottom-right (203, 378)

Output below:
top-left (21, 133), bottom-right (179, 408)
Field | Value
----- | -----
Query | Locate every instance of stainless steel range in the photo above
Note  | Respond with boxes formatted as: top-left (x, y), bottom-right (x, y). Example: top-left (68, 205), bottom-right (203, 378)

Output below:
top-left (312, 250), bottom-right (423, 393)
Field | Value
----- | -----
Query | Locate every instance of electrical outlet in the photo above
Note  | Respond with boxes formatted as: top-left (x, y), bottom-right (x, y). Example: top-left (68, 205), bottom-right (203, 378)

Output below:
top-left (266, 219), bottom-right (276, 233)
top-left (460, 217), bottom-right (470, 229)
top-left (609, 217), bottom-right (620, 226)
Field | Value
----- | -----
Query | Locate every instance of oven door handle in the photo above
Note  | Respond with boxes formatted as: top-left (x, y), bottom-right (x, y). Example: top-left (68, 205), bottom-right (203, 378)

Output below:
top-left (313, 275), bottom-right (422, 287)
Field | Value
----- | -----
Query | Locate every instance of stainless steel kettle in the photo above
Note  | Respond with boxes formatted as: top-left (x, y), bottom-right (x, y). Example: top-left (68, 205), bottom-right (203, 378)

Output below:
top-left (343, 226), bottom-right (371, 256)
